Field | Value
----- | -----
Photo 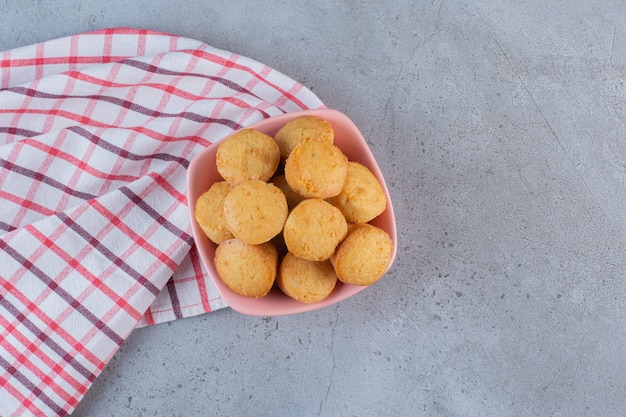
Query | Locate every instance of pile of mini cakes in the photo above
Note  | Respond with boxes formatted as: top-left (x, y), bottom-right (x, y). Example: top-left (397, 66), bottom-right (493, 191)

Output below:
top-left (194, 116), bottom-right (393, 303)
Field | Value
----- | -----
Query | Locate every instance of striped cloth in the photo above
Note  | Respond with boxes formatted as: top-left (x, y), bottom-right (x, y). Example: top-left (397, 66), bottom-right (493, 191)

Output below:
top-left (0, 27), bottom-right (324, 416)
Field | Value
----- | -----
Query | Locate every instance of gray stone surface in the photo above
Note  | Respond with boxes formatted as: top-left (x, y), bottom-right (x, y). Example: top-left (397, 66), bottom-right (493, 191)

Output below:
top-left (2, 1), bottom-right (626, 416)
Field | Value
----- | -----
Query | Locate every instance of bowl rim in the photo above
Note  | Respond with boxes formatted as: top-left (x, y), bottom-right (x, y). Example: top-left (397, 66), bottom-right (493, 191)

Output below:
top-left (187, 108), bottom-right (397, 316)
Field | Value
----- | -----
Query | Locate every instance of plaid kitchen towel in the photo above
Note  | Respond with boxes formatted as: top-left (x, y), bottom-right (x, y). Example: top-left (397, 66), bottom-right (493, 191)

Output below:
top-left (0, 27), bottom-right (324, 416)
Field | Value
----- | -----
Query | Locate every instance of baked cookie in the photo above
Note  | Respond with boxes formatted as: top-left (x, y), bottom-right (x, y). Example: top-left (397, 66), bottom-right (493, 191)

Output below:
top-left (214, 239), bottom-right (278, 298)
top-left (223, 180), bottom-right (288, 245)
top-left (273, 115), bottom-right (334, 160)
top-left (284, 139), bottom-right (348, 199)
top-left (283, 199), bottom-right (348, 261)
top-left (327, 161), bottom-right (387, 223)
top-left (277, 252), bottom-right (337, 303)
top-left (331, 224), bottom-right (393, 286)
top-left (216, 128), bottom-right (280, 185)
top-left (194, 181), bottom-right (233, 244)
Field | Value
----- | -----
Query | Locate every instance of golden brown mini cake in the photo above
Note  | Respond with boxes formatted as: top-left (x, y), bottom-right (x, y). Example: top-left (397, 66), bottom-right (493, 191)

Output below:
top-left (277, 252), bottom-right (337, 303)
top-left (284, 139), bottom-right (348, 199)
top-left (194, 181), bottom-right (233, 244)
top-left (283, 199), bottom-right (348, 261)
top-left (270, 174), bottom-right (304, 210)
top-left (214, 239), bottom-right (278, 298)
top-left (216, 128), bottom-right (280, 185)
top-left (270, 231), bottom-right (289, 259)
top-left (223, 180), bottom-right (288, 245)
top-left (331, 224), bottom-right (393, 286)
top-left (273, 115), bottom-right (334, 160)
top-left (327, 161), bottom-right (387, 223)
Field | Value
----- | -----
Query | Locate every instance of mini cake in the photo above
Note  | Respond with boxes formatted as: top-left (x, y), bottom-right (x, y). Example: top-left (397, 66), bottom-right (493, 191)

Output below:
top-left (194, 180), bottom-right (233, 244)
top-left (284, 139), bottom-right (348, 199)
top-left (331, 224), bottom-right (393, 286)
top-left (283, 199), bottom-right (348, 261)
top-left (270, 174), bottom-right (304, 210)
top-left (270, 230), bottom-right (289, 258)
top-left (216, 128), bottom-right (280, 185)
top-left (327, 161), bottom-right (387, 223)
top-left (214, 239), bottom-right (278, 298)
top-left (222, 180), bottom-right (288, 245)
top-left (273, 115), bottom-right (334, 160)
top-left (277, 252), bottom-right (338, 303)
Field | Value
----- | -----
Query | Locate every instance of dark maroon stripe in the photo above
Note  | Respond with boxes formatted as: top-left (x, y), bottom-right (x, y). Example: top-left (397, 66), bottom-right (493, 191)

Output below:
top-left (165, 277), bottom-right (183, 319)
top-left (0, 126), bottom-right (41, 137)
top-left (0, 221), bottom-right (16, 233)
top-left (122, 58), bottom-right (260, 99)
top-left (67, 125), bottom-right (191, 169)
top-left (0, 158), bottom-right (97, 201)
top-left (0, 355), bottom-right (69, 416)
top-left (118, 186), bottom-right (194, 246)
top-left (0, 282), bottom-right (99, 383)
top-left (0, 239), bottom-right (125, 346)
top-left (8, 86), bottom-right (243, 131)
top-left (56, 212), bottom-right (161, 297)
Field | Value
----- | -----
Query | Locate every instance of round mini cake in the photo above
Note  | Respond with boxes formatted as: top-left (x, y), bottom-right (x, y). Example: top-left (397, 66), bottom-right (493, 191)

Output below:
top-left (273, 115), bottom-right (334, 160)
top-left (331, 223), bottom-right (393, 286)
top-left (327, 161), bottom-right (387, 224)
top-left (270, 230), bottom-right (289, 258)
top-left (214, 239), bottom-right (278, 298)
top-left (194, 180), bottom-right (233, 244)
top-left (277, 252), bottom-right (338, 303)
top-left (283, 199), bottom-right (348, 261)
top-left (222, 180), bottom-right (288, 245)
top-left (270, 174), bottom-right (304, 210)
top-left (216, 128), bottom-right (280, 185)
top-left (284, 139), bottom-right (348, 199)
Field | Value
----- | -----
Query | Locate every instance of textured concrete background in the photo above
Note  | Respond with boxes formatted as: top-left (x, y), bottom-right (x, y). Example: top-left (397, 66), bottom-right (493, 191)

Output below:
top-left (2, 1), bottom-right (626, 416)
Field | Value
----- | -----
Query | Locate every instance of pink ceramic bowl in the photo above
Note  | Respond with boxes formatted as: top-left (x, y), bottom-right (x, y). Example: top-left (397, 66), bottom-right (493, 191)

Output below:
top-left (187, 109), bottom-right (397, 316)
